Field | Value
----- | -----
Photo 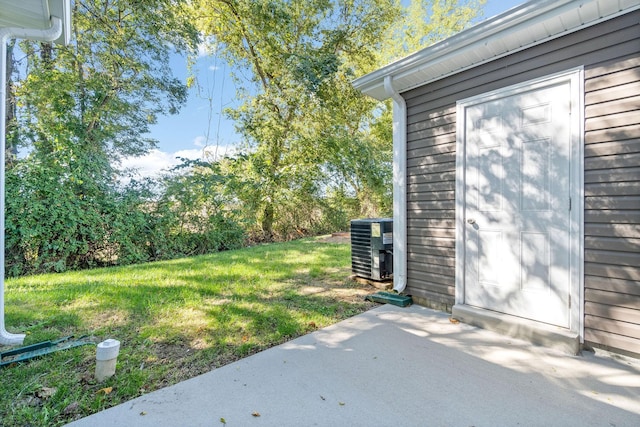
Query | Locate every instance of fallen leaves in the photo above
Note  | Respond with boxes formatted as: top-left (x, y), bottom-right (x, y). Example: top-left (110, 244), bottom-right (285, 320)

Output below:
top-left (96, 387), bottom-right (113, 395)
top-left (21, 386), bottom-right (58, 408)
top-left (449, 317), bottom-right (460, 324)
top-left (307, 321), bottom-right (317, 330)
top-left (62, 401), bottom-right (80, 415)
top-left (36, 387), bottom-right (57, 399)
top-left (219, 412), bottom-right (261, 423)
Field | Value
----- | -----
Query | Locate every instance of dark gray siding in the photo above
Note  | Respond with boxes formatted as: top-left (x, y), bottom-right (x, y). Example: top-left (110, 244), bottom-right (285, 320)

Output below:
top-left (405, 106), bottom-right (456, 305)
top-left (583, 52), bottom-right (640, 356)
top-left (402, 11), bottom-right (640, 354)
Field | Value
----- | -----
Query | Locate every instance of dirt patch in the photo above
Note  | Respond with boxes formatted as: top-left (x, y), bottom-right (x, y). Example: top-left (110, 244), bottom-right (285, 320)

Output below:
top-left (318, 232), bottom-right (350, 244)
top-left (298, 282), bottom-right (374, 304)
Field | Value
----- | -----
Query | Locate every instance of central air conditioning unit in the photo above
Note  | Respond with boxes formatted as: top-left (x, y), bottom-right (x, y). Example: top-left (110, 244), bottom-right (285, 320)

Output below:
top-left (350, 218), bottom-right (393, 281)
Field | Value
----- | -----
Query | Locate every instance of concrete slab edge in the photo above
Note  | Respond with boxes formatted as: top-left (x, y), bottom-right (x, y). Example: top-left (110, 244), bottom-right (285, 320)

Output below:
top-left (452, 304), bottom-right (580, 355)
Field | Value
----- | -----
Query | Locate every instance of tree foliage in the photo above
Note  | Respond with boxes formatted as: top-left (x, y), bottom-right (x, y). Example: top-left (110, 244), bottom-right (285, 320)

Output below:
top-left (6, 0), bottom-right (202, 274)
top-left (191, 0), bottom-right (483, 238)
top-left (191, 0), bottom-right (402, 237)
top-left (150, 159), bottom-right (245, 258)
top-left (382, 0), bottom-right (486, 62)
top-left (5, 0), bottom-right (485, 275)
top-left (17, 0), bottom-right (199, 159)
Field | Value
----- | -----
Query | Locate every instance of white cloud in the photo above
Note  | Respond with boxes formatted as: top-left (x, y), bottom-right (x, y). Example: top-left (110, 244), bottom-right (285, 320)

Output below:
top-left (119, 149), bottom-right (182, 179)
top-left (197, 36), bottom-right (217, 58)
top-left (208, 65), bottom-right (220, 72)
top-left (173, 148), bottom-right (208, 161)
top-left (197, 43), bottom-right (209, 58)
top-left (119, 146), bottom-right (238, 180)
top-left (193, 135), bottom-right (207, 147)
top-left (176, 145), bottom-right (238, 162)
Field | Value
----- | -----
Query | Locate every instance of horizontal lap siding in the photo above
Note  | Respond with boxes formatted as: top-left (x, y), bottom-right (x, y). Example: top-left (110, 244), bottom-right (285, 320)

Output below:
top-left (405, 106), bottom-right (456, 304)
top-left (401, 10), bottom-right (640, 354)
top-left (584, 47), bottom-right (640, 355)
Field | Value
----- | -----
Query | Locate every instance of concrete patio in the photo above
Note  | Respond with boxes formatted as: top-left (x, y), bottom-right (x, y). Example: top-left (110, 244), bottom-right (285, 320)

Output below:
top-left (67, 304), bottom-right (640, 426)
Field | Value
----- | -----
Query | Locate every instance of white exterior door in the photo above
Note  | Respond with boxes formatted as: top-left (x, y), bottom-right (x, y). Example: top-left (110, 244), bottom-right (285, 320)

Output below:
top-left (460, 80), bottom-right (574, 328)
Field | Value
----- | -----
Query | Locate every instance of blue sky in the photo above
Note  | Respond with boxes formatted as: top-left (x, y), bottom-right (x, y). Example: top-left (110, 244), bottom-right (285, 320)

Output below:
top-left (129, 0), bottom-right (526, 177)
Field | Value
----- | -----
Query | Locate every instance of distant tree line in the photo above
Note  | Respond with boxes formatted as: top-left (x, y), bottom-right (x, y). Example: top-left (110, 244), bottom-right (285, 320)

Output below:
top-left (4, 0), bottom-right (483, 276)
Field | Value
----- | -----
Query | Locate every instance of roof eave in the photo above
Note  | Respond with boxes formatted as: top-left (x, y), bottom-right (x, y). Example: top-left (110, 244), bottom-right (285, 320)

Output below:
top-left (353, 0), bottom-right (640, 101)
top-left (0, 0), bottom-right (71, 45)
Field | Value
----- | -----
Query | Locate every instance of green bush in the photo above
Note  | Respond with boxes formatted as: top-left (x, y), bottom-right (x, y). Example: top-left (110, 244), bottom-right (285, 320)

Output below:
top-left (5, 159), bottom-right (245, 276)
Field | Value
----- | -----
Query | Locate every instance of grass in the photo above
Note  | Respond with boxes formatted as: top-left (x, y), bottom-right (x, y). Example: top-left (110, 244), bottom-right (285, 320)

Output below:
top-left (0, 236), bottom-right (376, 426)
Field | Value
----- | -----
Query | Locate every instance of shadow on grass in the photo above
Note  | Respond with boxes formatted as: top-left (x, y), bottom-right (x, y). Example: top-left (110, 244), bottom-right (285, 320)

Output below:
top-left (0, 239), bottom-right (376, 426)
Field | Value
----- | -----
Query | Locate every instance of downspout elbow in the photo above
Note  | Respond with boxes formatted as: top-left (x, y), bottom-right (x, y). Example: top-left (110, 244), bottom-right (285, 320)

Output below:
top-left (1, 17), bottom-right (64, 44)
top-left (383, 76), bottom-right (407, 294)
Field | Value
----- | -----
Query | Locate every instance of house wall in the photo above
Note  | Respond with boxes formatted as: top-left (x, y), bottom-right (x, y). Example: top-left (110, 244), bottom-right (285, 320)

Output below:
top-left (402, 10), bottom-right (640, 355)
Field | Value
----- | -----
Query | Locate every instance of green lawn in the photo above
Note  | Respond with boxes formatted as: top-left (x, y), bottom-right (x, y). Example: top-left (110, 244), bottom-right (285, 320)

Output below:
top-left (0, 237), bottom-right (376, 426)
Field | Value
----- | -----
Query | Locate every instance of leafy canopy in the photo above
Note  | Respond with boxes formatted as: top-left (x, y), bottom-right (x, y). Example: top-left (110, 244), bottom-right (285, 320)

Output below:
top-left (191, 0), bottom-right (484, 237)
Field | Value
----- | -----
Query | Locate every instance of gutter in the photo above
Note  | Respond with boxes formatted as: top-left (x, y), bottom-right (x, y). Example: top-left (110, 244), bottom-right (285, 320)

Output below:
top-left (353, 0), bottom-right (565, 98)
top-left (0, 17), bottom-right (63, 345)
top-left (353, 0), bottom-right (640, 100)
top-left (383, 76), bottom-right (407, 294)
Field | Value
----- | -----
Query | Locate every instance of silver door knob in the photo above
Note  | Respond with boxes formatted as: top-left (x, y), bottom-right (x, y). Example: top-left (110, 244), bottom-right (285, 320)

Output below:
top-left (467, 218), bottom-right (476, 224)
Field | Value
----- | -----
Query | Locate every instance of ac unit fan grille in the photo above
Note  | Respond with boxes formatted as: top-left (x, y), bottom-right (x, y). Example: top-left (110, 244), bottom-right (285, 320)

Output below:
top-left (350, 222), bottom-right (372, 278)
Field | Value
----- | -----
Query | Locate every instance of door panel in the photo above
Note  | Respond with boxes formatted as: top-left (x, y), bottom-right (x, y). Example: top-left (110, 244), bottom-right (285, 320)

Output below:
top-left (478, 230), bottom-right (505, 286)
top-left (463, 82), bottom-right (572, 327)
top-left (521, 138), bottom-right (551, 211)
top-left (520, 231), bottom-right (550, 292)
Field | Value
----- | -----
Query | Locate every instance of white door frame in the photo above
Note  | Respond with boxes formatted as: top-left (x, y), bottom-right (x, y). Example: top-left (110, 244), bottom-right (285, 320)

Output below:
top-left (454, 68), bottom-right (584, 339)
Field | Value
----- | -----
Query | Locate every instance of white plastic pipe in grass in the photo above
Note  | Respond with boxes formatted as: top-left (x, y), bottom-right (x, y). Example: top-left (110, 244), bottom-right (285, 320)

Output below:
top-left (0, 17), bottom-right (63, 346)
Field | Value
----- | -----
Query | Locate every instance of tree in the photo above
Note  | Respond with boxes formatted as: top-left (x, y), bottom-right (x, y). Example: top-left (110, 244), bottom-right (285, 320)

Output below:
top-left (151, 158), bottom-right (245, 258)
top-left (382, 0), bottom-right (486, 63)
top-left (191, 0), bottom-right (401, 238)
top-left (192, 0), bottom-right (484, 239)
top-left (17, 0), bottom-right (198, 160)
top-left (4, 40), bottom-right (19, 163)
top-left (5, 0), bottom-right (487, 273)
top-left (6, 0), bottom-right (200, 274)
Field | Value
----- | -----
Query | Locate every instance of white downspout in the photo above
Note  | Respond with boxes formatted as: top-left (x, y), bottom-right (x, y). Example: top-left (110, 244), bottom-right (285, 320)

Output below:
top-left (383, 76), bottom-right (407, 293)
top-left (0, 17), bottom-right (63, 345)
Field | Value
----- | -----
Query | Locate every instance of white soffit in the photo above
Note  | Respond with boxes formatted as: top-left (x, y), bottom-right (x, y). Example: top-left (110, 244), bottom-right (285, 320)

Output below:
top-left (353, 0), bottom-right (640, 100)
top-left (0, 0), bottom-right (71, 45)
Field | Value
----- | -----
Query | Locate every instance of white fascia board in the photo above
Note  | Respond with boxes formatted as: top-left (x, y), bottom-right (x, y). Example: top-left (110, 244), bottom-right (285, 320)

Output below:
top-left (353, 0), bottom-right (640, 100)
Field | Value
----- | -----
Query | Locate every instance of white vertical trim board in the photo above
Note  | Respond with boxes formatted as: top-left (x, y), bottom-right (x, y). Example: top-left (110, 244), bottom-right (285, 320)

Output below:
top-left (454, 101), bottom-right (467, 306)
top-left (573, 68), bottom-right (585, 342)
